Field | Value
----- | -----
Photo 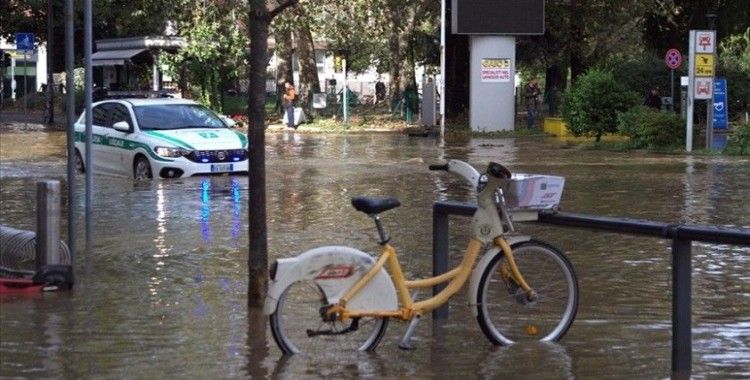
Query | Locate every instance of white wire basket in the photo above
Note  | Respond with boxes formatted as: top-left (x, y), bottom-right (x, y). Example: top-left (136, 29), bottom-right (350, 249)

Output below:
top-left (502, 174), bottom-right (565, 211)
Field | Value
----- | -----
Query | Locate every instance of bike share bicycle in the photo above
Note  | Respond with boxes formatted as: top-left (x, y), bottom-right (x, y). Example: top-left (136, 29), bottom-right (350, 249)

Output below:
top-left (263, 160), bottom-right (578, 355)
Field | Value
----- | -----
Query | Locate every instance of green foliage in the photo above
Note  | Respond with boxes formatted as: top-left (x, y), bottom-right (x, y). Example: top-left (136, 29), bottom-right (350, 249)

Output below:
top-left (601, 54), bottom-right (680, 101)
top-left (162, 2), bottom-right (248, 112)
top-left (724, 122), bottom-right (750, 156)
top-left (718, 28), bottom-right (750, 118)
top-left (561, 69), bottom-right (639, 141)
top-left (617, 106), bottom-right (684, 148)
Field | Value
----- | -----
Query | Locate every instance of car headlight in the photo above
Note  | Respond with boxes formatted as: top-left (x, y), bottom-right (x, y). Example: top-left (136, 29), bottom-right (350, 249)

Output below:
top-left (154, 146), bottom-right (192, 158)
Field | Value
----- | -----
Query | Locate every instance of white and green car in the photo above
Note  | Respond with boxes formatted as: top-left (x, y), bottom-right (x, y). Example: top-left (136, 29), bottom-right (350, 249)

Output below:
top-left (74, 98), bottom-right (248, 180)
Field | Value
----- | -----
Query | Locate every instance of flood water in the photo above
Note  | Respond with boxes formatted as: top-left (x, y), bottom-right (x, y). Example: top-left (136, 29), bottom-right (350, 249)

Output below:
top-left (1, 129), bottom-right (749, 379)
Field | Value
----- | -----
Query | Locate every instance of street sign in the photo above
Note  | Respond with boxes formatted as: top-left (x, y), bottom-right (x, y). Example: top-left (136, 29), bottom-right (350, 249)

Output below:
top-left (695, 31), bottom-right (716, 54)
top-left (694, 77), bottom-right (713, 100)
top-left (15, 33), bottom-right (34, 51)
top-left (665, 49), bottom-right (682, 69)
top-left (712, 78), bottom-right (728, 129)
top-left (694, 54), bottom-right (714, 76)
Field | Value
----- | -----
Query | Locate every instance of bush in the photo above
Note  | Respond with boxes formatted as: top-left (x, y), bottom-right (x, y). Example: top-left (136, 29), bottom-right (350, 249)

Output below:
top-left (724, 122), bottom-right (750, 156)
top-left (562, 69), bottom-right (639, 141)
top-left (617, 106), bottom-right (685, 148)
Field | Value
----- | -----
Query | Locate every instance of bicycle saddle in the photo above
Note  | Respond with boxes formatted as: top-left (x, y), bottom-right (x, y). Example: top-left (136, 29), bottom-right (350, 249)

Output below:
top-left (351, 196), bottom-right (401, 215)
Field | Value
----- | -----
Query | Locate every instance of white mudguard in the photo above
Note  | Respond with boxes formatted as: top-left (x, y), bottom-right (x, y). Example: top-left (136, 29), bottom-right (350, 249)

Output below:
top-left (263, 246), bottom-right (398, 315)
top-left (467, 235), bottom-right (531, 317)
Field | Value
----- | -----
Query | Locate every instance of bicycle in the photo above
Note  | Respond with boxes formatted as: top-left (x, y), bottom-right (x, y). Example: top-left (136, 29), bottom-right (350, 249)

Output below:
top-left (263, 160), bottom-right (579, 355)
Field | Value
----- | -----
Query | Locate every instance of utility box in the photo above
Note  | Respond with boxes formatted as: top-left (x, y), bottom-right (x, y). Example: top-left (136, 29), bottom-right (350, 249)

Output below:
top-left (421, 78), bottom-right (437, 127)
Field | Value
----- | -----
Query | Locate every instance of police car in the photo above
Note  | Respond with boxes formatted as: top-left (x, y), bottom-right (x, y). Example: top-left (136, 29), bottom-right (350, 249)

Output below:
top-left (74, 98), bottom-right (248, 180)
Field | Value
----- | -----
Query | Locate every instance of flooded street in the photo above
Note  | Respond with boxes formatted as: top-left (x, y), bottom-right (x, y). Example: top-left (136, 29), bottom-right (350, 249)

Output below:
top-left (1, 130), bottom-right (749, 379)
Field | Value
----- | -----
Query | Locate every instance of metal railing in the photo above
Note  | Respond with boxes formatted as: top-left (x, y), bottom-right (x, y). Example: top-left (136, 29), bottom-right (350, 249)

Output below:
top-left (431, 201), bottom-right (750, 377)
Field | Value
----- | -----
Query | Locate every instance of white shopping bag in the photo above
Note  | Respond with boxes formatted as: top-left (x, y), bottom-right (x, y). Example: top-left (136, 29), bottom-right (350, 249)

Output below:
top-left (283, 107), bottom-right (307, 126)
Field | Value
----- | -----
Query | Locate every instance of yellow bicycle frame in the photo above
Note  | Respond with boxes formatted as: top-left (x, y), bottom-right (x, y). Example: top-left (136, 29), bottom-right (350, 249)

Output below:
top-left (327, 235), bottom-right (532, 321)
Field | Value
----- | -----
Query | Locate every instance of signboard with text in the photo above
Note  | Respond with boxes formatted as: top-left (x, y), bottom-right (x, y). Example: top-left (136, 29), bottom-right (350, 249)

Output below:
top-left (712, 78), bottom-right (728, 130)
top-left (480, 58), bottom-right (511, 82)
top-left (694, 54), bottom-right (714, 76)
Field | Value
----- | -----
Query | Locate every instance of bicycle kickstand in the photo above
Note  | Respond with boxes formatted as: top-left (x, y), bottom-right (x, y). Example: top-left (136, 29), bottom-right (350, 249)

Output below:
top-left (398, 314), bottom-right (422, 350)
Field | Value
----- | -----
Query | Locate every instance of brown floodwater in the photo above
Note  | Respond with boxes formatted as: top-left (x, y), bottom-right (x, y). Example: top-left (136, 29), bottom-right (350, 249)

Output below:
top-left (1, 130), bottom-right (749, 379)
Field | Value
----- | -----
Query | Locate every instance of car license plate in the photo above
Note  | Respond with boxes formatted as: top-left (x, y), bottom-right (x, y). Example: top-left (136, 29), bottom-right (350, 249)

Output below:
top-left (210, 163), bottom-right (233, 172)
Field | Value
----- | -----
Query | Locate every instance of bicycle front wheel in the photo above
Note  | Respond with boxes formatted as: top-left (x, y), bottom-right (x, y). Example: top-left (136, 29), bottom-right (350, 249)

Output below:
top-left (476, 240), bottom-right (578, 345)
top-left (270, 279), bottom-right (389, 355)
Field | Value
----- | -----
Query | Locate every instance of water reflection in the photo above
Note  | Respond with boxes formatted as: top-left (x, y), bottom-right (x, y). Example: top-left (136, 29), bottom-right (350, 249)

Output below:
top-left (0, 131), bottom-right (748, 378)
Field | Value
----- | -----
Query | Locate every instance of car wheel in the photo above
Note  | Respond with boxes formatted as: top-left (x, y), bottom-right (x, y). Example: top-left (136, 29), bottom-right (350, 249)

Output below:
top-left (133, 156), bottom-right (153, 180)
top-left (75, 150), bottom-right (85, 174)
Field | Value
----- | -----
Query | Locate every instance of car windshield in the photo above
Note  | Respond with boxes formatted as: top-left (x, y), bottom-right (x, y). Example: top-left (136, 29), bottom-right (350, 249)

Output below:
top-left (133, 104), bottom-right (227, 130)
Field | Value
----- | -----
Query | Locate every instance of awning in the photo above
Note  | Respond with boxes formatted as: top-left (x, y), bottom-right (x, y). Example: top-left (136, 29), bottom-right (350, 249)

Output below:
top-left (91, 49), bottom-right (147, 66)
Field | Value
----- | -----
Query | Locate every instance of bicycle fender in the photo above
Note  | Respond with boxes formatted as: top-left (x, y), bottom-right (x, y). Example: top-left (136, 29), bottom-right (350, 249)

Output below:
top-left (263, 246), bottom-right (398, 315)
top-left (467, 235), bottom-right (531, 317)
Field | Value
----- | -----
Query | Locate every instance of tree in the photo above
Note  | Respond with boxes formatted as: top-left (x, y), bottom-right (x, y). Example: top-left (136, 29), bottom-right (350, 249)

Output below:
top-left (247, 0), bottom-right (298, 307)
top-left (163, 1), bottom-right (248, 112)
top-left (561, 69), bottom-right (639, 141)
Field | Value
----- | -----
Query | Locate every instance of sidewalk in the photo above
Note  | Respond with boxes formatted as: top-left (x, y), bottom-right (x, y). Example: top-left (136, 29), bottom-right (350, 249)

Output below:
top-left (0, 111), bottom-right (66, 131)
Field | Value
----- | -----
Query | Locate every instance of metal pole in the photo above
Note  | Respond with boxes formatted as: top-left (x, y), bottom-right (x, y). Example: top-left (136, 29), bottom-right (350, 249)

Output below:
top-left (686, 31), bottom-right (695, 152)
top-left (706, 100), bottom-right (713, 150)
top-left (343, 57), bottom-right (348, 126)
top-left (65, 0), bottom-right (76, 267)
top-left (46, 0), bottom-right (54, 125)
top-left (671, 236), bottom-right (692, 377)
top-left (670, 69), bottom-right (675, 112)
top-left (439, 0), bottom-right (446, 139)
top-left (36, 181), bottom-right (61, 269)
top-left (432, 204), bottom-right (450, 320)
top-left (23, 51), bottom-right (28, 128)
top-left (84, 0), bottom-right (93, 255)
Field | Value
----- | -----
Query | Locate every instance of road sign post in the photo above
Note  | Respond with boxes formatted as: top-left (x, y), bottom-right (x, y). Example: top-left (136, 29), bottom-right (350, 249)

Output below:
top-left (665, 49), bottom-right (682, 112)
top-left (686, 30), bottom-right (716, 152)
top-left (16, 33), bottom-right (34, 127)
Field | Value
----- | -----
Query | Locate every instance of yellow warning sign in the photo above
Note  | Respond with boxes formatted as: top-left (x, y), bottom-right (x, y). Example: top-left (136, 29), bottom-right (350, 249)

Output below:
top-left (695, 54), bottom-right (714, 77)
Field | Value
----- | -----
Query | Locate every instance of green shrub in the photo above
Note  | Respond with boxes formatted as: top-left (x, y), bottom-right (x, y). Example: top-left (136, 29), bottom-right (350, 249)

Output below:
top-left (562, 69), bottom-right (639, 141)
top-left (724, 122), bottom-right (750, 156)
top-left (617, 106), bottom-right (685, 148)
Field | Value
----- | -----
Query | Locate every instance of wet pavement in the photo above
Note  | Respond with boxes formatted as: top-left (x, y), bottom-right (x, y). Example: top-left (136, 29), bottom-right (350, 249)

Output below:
top-left (1, 129), bottom-right (749, 378)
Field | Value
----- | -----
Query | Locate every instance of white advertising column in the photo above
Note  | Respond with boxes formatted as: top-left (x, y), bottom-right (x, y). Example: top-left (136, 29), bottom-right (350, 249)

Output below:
top-left (470, 36), bottom-right (515, 132)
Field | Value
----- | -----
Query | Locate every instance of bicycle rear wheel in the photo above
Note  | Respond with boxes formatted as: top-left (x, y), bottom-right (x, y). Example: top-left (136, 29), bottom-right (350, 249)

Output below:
top-left (476, 240), bottom-right (578, 345)
top-left (270, 279), bottom-right (389, 355)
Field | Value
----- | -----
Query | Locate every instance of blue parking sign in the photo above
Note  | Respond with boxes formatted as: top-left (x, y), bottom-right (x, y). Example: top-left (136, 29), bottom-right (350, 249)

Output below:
top-left (15, 33), bottom-right (35, 51)
top-left (712, 78), bottom-right (728, 130)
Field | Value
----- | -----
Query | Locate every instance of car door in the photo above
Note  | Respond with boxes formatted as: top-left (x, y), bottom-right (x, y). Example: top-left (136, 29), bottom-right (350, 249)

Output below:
top-left (90, 103), bottom-right (113, 173)
top-left (106, 103), bottom-right (136, 176)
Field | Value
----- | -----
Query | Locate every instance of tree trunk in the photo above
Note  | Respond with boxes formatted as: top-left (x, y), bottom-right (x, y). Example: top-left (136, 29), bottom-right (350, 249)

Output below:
top-left (444, 0), bottom-right (470, 119)
top-left (247, 1), bottom-right (271, 308)
top-left (274, 25), bottom-right (294, 115)
top-left (294, 6), bottom-right (320, 114)
top-left (569, 0), bottom-right (585, 82)
top-left (445, 33), bottom-right (470, 118)
top-left (387, 8), bottom-right (403, 109)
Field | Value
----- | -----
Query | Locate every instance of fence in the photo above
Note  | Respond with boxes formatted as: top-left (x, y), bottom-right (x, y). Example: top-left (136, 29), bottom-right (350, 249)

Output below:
top-left (431, 201), bottom-right (750, 377)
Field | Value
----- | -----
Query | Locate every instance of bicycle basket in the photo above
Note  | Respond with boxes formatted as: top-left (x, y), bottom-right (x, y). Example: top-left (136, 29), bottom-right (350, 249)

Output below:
top-left (502, 174), bottom-right (565, 211)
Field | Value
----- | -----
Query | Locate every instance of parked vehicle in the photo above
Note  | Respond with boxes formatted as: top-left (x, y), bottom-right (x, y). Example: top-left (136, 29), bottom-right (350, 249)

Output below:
top-left (74, 98), bottom-right (248, 180)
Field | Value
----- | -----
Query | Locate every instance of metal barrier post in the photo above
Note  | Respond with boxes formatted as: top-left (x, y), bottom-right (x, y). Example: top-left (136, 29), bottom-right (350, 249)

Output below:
top-left (36, 180), bottom-right (61, 269)
top-left (432, 203), bottom-right (450, 319)
top-left (672, 235), bottom-right (692, 377)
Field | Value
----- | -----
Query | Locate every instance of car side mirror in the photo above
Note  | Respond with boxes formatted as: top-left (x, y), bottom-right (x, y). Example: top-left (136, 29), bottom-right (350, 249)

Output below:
top-left (112, 121), bottom-right (131, 132)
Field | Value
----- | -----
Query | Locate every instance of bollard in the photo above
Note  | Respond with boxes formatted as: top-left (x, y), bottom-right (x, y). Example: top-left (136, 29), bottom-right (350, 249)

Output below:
top-left (36, 180), bottom-right (61, 269)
